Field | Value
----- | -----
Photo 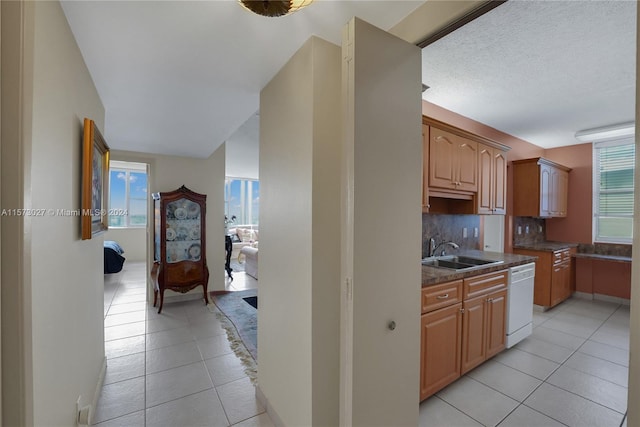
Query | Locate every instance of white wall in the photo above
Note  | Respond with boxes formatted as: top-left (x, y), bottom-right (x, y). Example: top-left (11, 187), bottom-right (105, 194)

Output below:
top-left (104, 228), bottom-right (146, 262)
top-left (110, 147), bottom-right (227, 294)
top-left (226, 113), bottom-right (259, 180)
top-left (1, 1), bottom-right (107, 424)
top-left (342, 18), bottom-right (422, 426)
top-left (259, 36), bottom-right (342, 426)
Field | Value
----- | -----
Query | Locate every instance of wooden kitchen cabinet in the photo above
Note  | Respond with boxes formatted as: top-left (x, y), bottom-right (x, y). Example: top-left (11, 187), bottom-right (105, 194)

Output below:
top-left (477, 143), bottom-right (507, 215)
top-left (513, 247), bottom-right (576, 308)
top-left (461, 271), bottom-right (508, 374)
top-left (512, 158), bottom-right (571, 218)
top-left (420, 272), bottom-right (508, 401)
top-left (420, 280), bottom-right (463, 401)
top-left (429, 126), bottom-right (478, 193)
top-left (420, 302), bottom-right (462, 400)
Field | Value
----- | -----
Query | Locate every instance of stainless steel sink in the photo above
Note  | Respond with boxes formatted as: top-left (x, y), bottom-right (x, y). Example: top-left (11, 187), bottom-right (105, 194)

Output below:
top-left (421, 255), bottom-right (503, 271)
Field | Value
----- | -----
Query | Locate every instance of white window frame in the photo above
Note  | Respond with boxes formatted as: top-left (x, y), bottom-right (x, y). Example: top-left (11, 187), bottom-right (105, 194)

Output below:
top-left (592, 137), bottom-right (635, 244)
top-left (109, 160), bottom-right (148, 228)
top-left (225, 177), bottom-right (259, 226)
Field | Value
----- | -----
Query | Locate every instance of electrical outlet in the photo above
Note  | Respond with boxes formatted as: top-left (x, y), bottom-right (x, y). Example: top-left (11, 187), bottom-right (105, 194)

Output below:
top-left (517, 226), bottom-right (522, 235)
top-left (538, 225), bottom-right (543, 233)
top-left (474, 227), bottom-right (478, 238)
top-left (462, 227), bottom-right (468, 238)
top-left (525, 225), bottom-right (530, 234)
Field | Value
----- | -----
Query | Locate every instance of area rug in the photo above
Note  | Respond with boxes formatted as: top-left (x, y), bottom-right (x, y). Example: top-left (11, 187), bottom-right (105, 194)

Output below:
top-left (209, 289), bottom-right (257, 364)
top-left (243, 296), bottom-right (258, 309)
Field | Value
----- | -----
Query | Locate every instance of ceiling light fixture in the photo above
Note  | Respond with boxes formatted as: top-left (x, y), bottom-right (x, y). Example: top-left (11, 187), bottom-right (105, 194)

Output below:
top-left (238, 0), bottom-right (314, 17)
top-left (574, 122), bottom-right (635, 142)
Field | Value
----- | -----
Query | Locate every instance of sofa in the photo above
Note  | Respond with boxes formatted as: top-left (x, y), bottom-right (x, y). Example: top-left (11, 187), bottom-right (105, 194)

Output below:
top-left (239, 246), bottom-right (258, 279)
top-left (228, 225), bottom-right (259, 260)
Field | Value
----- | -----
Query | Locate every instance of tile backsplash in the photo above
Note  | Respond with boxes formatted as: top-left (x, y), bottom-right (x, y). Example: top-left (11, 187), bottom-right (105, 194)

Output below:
top-left (422, 214), bottom-right (480, 258)
top-left (513, 217), bottom-right (546, 246)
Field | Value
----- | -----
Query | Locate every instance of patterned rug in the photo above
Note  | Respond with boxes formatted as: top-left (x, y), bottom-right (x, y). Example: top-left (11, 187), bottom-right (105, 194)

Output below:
top-left (209, 289), bottom-right (257, 362)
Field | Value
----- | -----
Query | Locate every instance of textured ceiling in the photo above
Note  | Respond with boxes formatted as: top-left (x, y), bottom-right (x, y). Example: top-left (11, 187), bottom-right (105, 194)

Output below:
top-left (61, 0), bottom-right (424, 158)
top-left (421, 1), bottom-right (636, 149)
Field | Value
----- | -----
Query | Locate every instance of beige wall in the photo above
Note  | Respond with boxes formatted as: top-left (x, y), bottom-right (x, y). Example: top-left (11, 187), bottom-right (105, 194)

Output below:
top-left (628, 4), bottom-right (640, 424)
top-left (258, 37), bottom-right (342, 426)
top-left (344, 18), bottom-right (422, 425)
top-left (1, 1), bottom-right (35, 424)
top-left (110, 147), bottom-right (226, 293)
top-left (104, 228), bottom-right (147, 262)
top-left (2, 1), bottom-right (107, 424)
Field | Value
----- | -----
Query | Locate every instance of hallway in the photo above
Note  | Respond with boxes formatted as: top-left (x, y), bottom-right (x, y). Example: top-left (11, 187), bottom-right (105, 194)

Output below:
top-left (96, 262), bottom-right (271, 426)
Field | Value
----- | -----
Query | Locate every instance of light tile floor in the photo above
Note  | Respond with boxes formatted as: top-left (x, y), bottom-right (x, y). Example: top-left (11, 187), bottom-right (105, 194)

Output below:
top-left (420, 297), bottom-right (630, 427)
top-left (96, 262), bottom-right (269, 427)
top-left (102, 263), bottom-right (630, 426)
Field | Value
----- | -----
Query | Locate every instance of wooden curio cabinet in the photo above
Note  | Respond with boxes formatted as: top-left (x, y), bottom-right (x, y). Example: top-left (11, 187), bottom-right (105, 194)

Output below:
top-left (151, 185), bottom-right (209, 313)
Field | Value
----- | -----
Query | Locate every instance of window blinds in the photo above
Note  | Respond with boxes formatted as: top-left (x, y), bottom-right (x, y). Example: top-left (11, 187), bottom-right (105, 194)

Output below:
top-left (594, 139), bottom-right (635, 242)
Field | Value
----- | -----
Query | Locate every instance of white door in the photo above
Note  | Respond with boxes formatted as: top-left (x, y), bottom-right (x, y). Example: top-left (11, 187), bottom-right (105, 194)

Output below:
top-left (483, 215), bottom-right (505, 252)
top-left (341, 17), bottom-right (422, 426)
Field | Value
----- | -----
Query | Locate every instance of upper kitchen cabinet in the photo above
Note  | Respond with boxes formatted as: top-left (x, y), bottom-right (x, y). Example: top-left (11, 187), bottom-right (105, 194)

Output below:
top-left (429, 126), bottom-right (478, 194)
top-left (422, 117), bottom-right (510, 215)
top-left (512, 158), bottom-right (571, 218)
top-left (477, 143), bottom-right (507, 215)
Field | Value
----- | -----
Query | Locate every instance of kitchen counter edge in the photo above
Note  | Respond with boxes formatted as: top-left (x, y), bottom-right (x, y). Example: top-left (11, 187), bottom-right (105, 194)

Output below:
top-left (422, 250), bottom-right (537, 287)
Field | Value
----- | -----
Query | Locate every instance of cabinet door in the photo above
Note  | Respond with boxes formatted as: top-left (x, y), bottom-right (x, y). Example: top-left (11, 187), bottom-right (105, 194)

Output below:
top-left (485, 289), bottom-right (507, 358)
top-left (457, 138), bottom-right (478, 191)
top-left (540, 164), bottom-right (552, 217)
top-left (557, 169), bottom-right (569, 217)
top-left (549, 166), bottom-right (561, 215)
top-left (492, 150), bottom-right (507, 214)
top-left (461, 296), bottom-right (486, 374)
top-left (429, 127), bottom-right (457, 189)
top-left (422, 124), bottom-right (430, 212)
top-left (477, 144), bottom-right (493, 214)
top-left (420, 303), bottom-right (462, 401)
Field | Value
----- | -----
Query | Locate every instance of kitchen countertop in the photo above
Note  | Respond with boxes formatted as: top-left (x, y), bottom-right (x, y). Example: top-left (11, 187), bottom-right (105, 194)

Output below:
top-left (422, 250), bottom-right (537, 287)
top-left (573, 253), bottom-right (632, 263)
top-left (512, 241), bottom-right (579, 252)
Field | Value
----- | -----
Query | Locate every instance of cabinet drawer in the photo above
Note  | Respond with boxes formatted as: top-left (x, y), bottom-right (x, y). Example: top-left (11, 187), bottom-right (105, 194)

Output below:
top-left (554, 249), bottom-right (572, 265)
top-left (463, 270), bottom-right (508, 300)
top-left (422, 280), bottom-right (462, 313)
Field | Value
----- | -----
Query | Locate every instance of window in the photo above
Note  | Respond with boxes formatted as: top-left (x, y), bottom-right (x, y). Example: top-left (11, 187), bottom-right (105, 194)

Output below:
top-left (593, 138), bottom-right (635, 243)
top-left (225, 178), bottom-right (259, 225)
top-left (109, 161), bottom-right (148, 227)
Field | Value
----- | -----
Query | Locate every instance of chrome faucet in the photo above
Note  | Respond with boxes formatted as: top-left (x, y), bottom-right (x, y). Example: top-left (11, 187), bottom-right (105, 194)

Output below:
top-left (429, 239), bottom-right (460, 257)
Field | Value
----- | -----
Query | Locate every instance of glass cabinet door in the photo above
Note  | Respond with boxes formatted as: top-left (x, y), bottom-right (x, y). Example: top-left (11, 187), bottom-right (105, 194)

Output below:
top-left (165, 197), bottom-right (202, 263)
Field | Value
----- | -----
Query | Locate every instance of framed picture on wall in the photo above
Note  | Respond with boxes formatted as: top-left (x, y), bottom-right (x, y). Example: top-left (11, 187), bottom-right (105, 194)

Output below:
top-left (81, 117), bottom-right (110, 240)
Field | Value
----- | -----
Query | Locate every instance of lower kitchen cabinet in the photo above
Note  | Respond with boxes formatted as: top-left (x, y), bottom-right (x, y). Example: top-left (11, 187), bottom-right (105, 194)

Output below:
top-left (420, 271), bottom-right (508, 401)
top-left (461, 288), bottom-right (507, 374)
top-left (420, 302), bottom-right (462, 401)
top-left (513, 247), bottom-right (575, 308)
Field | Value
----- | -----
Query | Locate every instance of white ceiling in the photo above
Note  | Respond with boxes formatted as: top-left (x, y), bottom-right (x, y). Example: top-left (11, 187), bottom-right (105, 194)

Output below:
top-left (421, 0), bottom-right (636, 149)
top-left (61, 0), bottom-right (424, 158)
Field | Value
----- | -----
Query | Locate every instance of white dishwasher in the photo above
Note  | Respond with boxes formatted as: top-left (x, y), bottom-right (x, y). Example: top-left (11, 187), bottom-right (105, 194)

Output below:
top-left (506, 263), bottom-right (536, 348)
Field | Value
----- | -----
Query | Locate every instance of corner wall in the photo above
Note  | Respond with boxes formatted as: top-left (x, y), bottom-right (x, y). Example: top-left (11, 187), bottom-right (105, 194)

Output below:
top-left (544, 143), bottom-right (593, 244)
top-left (258, 36), bottom-right (342, 426)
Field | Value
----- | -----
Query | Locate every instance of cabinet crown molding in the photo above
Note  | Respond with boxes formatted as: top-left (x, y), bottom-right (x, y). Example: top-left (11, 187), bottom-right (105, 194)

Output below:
top-left (422, 116), bottom-right (511, 152)
top-left (512, 157), bottom-right (572, 172)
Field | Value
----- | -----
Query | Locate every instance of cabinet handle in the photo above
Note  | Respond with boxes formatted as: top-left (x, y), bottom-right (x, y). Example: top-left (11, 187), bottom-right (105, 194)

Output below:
top-left (486, 297), bottom-right (493, 303)
top-left (436, 294), bottom-right (449, 300)
top-left (460, 308), bottom-right (465, 314)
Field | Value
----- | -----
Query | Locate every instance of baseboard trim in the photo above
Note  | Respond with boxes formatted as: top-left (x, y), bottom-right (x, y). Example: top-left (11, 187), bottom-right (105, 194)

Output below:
top-left (86, 357), bottom-right (107, 425)
top-left (572, 291), bottom-right (630, 305)
top-left (255, 385), bottom-right (285, 427)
